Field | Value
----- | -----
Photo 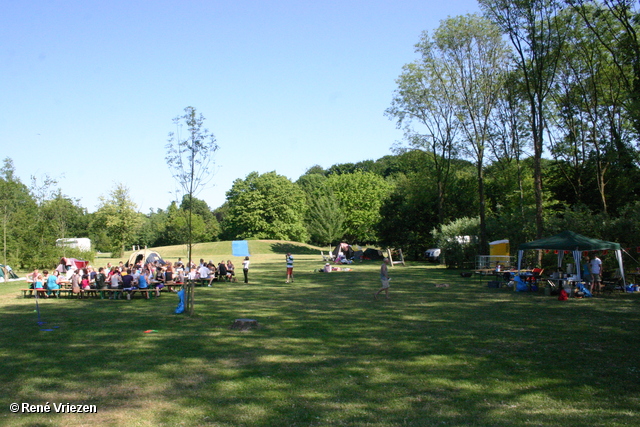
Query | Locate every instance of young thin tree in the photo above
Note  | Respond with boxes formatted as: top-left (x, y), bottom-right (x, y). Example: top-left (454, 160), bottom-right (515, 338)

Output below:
top-left (165, 106), bottom-right (219, 269)
top-left (166, 106), bottom-right (218, 315)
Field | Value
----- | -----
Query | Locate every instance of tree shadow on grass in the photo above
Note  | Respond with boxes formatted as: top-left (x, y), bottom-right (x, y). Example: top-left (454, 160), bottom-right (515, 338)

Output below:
top-left (270, 242), bottom-right (319, 255)
top-left (2, 266), bottom-right (640, 426)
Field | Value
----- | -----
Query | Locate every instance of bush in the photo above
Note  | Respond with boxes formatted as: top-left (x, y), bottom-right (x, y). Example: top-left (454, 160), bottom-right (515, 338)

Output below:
top-left (432, 217), bottom-right (480, 268)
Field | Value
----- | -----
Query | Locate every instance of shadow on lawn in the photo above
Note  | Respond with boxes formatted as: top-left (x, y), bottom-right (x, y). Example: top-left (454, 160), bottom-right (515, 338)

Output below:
top-left (1, 267), bottom-right (639, 426)
top-left (269, 242), bottom-right (319, 255)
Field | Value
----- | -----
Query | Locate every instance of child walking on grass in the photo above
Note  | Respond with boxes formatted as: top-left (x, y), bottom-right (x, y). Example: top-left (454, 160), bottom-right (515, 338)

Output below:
top-left (374, 258), bottom-right (391, 300)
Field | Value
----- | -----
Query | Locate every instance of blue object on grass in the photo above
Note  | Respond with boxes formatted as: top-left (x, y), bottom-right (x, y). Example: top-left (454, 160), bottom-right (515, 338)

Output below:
top-left (577, 283), bottom-right (592, 297)
top-left (232, 240), bottom-right (250, 257)
top-left (175, 288), bottom-right (185, 314)
top-left (514, 276), bottom-right (529, 292)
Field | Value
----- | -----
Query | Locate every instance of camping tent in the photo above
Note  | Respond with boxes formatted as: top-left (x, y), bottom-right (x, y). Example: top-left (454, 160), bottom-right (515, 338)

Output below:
top-left (363, 248), bottom-right (384, 260)
top-left (517, 231), bottom-right (625, 285)
top-left (0, 265), bottom-right (19, 281)
top-left (60, 257), bottom-right (88, 271)
top-left (332, 243), bottom-right (355, 261)
top-left (126, 249), bottom-right (164, 267)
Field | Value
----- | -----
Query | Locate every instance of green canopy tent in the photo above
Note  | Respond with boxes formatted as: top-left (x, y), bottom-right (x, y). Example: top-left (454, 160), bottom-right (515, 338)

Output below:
top-left (517, 231), bottom-right (625, 285)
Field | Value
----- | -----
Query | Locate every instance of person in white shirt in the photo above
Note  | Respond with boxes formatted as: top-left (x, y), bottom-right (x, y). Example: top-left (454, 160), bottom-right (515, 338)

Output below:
top-left (285, 253), bottom-right (294, 283)
top-left (242, 256), bottom-right (250, 283)
top-left (198, 263), bottom-right (210, 282)
top-left (589, 254), bottom-right (602, 294)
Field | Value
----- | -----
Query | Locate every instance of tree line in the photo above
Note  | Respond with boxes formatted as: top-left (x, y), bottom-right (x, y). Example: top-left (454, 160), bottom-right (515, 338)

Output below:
top-left (3, 1), bottom-right (640, 269)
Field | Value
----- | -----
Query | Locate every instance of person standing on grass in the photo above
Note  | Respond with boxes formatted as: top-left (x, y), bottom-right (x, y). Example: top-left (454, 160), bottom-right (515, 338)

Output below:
top-left (242, 256), bottom-right (250, 283)
top-left (285, 253), bottom-right (294, 283)
top-left (589, 254), bottom-right (603, 295)
top-left (374, 258), bottom-right (391, 300)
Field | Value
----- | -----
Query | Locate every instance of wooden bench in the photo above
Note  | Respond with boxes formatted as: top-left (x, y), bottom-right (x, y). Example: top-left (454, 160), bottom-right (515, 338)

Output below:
top-left (21, 288), bottom-right (75, 298)
top-left (21, 286), bottom-right (181, 299)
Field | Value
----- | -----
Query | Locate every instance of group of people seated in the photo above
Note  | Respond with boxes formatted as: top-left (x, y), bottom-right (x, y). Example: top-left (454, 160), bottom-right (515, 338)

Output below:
top-left (26, 256), bottom-right (238, 299)
top-left (187, 259), bottom-right (237, 286)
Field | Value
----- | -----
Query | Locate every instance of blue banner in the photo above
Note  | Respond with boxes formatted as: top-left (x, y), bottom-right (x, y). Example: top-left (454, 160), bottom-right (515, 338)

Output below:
top-left (232, 240), bottom-right (250, 257)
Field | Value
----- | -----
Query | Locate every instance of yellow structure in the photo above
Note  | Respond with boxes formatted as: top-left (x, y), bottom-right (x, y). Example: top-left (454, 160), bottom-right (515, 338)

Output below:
top-left (489, 239), bottom-right (510, 257)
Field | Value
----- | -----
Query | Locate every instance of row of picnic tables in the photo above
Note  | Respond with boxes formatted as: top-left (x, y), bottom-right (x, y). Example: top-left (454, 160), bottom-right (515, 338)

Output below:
top-left (21, 281), bottom-right (187, 299)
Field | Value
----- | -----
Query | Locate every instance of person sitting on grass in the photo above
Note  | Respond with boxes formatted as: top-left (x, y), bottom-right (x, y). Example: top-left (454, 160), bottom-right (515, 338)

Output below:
top-left (198, 262), bottom-right (211, 285)
top-left (128, 268), bottom-right (150, 300)
top-left (34, 273), bottom-right (44, 296)
top-left (109, 268), bottom-right (122, 299)
top-left (165, 262), bottom-right (174, 283)
top-left (152, 266), bottom-right (166, 297)
top-left (187, 266), bottom-right (197, 281)
top-left (205, 263), bottom-right (218, 286)
top-left (95, 267), bottom-right (108, 291)
top-left (45, 270), bottom-right (62, 298)
top-left (226, 260), bottom-right (236, 282)
top-left (79, 270), bottom-right (89, 296)
top-left (174, 269), bottom-right (185, 285)
top-left (70, 269), bottom-right (81, 297)
top-left (218, 261), bottom-right (228, 282)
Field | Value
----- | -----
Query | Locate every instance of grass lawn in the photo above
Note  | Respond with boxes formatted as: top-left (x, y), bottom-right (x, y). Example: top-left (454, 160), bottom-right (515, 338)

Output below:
top-left (1, 243), bottom-right (639, 426)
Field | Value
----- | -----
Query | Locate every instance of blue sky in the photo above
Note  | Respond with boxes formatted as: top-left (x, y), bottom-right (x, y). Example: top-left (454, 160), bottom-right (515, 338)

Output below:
top-left (2, 0), bottom-right (481, 213)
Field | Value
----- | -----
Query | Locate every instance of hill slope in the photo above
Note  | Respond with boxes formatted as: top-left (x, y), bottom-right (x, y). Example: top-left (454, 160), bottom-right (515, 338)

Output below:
top-left (97, 240), bottom-right (327, 266)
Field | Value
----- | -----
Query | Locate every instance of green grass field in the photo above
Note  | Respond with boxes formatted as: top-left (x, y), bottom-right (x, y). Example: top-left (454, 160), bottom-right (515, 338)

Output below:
top-left (1, 242), bottom-right (639, 426)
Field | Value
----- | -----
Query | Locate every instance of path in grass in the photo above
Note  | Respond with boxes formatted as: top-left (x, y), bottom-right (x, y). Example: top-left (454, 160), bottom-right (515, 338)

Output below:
top-left (1, 254), bottom-right (639, 426)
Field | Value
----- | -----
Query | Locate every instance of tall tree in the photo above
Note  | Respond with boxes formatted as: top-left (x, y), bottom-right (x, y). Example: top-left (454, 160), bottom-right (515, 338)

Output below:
top-left (386, 35), bottom-right (460, 224)
top-left (40, 190), bottom-right (88, 254)
top-left (297, 172), bottom-right (346, 246)
top-left (567, 0), bottom-right (640, 134)
top-left (488, 68), bottom-right (532, 222)
top-left (223, 171), bottom-right (309, 242)
top-left (550, 7), bottom-right (634, 216)
top-left (179, 195), bottom-right (220, 242)
top-left (480, 0), bottom-right (567, 239)
top-left (306, 195), bottom-right (345, 246)
top-left (431, 14), bottom-right (511, 251)
top-left (326, 171), bottom-right (392, 243)
top-left (165, 106), bottom-right (219, 269)
top-left (94, 183), bottom-right (142, 257)
top-left (0, 158), bottom-right (36, 268)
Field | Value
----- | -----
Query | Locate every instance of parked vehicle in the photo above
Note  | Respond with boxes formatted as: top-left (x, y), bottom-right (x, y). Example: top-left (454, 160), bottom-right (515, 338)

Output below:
top-left (424, 248), bottom-right (441, 263)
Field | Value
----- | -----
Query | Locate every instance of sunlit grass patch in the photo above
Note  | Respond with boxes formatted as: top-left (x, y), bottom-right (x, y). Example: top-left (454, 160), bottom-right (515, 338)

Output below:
top-left (1, 249), bottom-right (640, 426)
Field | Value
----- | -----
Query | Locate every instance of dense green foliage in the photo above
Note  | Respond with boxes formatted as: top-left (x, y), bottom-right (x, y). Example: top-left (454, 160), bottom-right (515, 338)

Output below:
top-left (222, 171), bottom-right (309, 242)
top-left (5, 2), bottom-right (640, 266)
